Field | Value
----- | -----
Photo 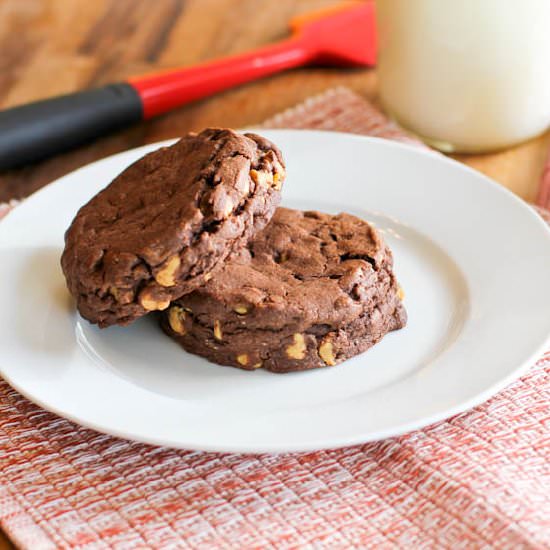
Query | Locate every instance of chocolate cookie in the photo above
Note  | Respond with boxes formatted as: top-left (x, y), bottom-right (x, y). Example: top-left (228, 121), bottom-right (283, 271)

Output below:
top-left (161, 208), bottom-right (406, 373)
top-left (61, 128), bottom-right (285, 327)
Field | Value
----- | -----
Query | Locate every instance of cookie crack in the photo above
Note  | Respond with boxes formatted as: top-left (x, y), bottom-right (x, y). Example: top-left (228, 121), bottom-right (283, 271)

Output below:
top-left (339, 252), bottom-right (377, 269)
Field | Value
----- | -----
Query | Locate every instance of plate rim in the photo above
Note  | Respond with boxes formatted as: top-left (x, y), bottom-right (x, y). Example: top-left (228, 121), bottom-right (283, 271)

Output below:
top-left (1, 129), bottom-right (550, 453)
top-left (2, 339), bottom-right (549, 454)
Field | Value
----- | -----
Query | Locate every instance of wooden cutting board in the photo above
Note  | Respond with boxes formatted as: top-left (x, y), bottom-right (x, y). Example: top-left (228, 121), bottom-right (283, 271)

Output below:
top-left (0, 0), bottom-right (548, 204)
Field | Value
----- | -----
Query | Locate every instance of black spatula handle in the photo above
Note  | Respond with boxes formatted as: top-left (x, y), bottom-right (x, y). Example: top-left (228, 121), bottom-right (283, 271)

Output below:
top-left (0, 83), bottom-right (143, 170)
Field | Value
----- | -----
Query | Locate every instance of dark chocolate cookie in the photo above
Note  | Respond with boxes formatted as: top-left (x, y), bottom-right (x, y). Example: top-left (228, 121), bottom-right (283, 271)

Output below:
top-left (61, 128), bottom-right (285, 327)
top-left (161, 208), bottom-right (406, 373)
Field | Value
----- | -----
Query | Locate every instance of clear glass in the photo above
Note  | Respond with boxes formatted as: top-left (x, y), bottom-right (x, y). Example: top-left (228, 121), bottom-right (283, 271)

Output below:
top-left (376, 0), bottom-right (550, 153)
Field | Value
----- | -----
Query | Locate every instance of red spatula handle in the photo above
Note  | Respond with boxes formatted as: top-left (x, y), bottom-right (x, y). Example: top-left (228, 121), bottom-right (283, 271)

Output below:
top-left (129, 38), bottom-right (312, 119)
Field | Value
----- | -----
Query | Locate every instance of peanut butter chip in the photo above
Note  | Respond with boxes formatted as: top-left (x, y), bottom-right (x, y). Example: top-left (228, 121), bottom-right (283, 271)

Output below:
top-left (237, 354), bottom-right (249, 366)
top-left (250, 169), bottom-right (274, 188)
top-left (272, 172), bottom-right (282, 190)
top-left (233, 305), bottom-right (248, 315)
top-left (319, 340), bottom-right (336, 366)
top-left (272, 157), bottom-right (285, 189)
top-left (397, 285), bottom-right (405, 301)
top-left (213, 320), bottom-right (223, 341)
top-left (168, 306), bottom-right (186, 335)
top-left (252, 362), bottom-right (263, 369)
top-left (155, 254), bottom-right (181, 287)
top-left (286, 333), bottom-right (307, 360)
top-left (140, 291), bottom-right (170, 312)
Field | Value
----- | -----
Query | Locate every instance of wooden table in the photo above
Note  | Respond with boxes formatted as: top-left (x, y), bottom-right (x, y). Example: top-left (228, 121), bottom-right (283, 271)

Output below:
top-left (0, 1), bottom-right (548, 547)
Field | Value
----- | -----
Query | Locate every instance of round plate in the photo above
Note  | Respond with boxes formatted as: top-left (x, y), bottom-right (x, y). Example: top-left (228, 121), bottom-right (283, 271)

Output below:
top-left (1, 130), bottom-right (550, 453)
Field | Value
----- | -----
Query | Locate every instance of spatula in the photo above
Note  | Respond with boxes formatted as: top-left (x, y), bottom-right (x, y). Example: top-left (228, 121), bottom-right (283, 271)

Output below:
top-left (0, 1), bottom-right (375, 170)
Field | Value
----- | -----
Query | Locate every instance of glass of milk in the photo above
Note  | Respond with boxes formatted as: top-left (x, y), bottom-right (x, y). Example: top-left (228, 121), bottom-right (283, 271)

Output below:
top-left (376, 0), bottom-right (550, 153)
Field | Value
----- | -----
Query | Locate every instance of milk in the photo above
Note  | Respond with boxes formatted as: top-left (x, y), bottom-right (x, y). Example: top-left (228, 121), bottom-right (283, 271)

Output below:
top-left (376, 0), bottom-right (550, 152)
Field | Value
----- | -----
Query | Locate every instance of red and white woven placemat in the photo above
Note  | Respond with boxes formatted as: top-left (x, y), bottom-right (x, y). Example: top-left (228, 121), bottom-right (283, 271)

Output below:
top-left (1, 88), bottom-right (549, 550)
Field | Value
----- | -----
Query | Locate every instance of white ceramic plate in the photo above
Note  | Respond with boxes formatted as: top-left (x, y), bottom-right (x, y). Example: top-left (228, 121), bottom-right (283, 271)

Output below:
top-left (1, 130), bottom-right (550, 453)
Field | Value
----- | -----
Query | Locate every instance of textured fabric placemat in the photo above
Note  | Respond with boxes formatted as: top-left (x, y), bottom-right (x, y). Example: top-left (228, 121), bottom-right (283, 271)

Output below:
top-left (1, 88), bottom-right (550, 550)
